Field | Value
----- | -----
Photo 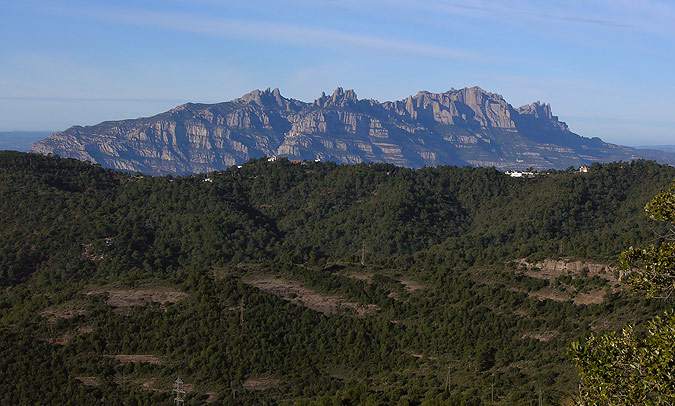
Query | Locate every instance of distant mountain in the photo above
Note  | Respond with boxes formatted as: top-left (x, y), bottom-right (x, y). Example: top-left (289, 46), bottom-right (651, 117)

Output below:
top-left (1, 131), bottom-right (52, 152)
top-left (636, 145), bottom-right (675, 153)
top-left (30, 87), bottom-right (675, 175)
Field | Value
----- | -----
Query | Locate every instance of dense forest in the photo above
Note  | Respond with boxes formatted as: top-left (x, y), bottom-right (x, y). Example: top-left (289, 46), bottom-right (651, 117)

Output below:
top-left (1, 151), bottom-right (673, 405)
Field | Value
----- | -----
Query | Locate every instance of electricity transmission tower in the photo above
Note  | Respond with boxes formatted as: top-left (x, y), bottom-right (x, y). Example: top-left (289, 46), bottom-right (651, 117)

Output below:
top-left (444, 364), bottom-right (451, 392)
top-left (174, 377), bottom-right (185, 406)
top-left (360, 241), bottom-right (367, 265)
top-left (240, 297), bottom-right (245, 327)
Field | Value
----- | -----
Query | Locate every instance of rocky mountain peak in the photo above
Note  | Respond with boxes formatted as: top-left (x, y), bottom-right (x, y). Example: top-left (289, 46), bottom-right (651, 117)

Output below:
top-left (314, 87), bottom-right (359, 108)
top-left (397, 87), bottom-right (514, 128)
top-left (450, 86), bottom-right (498, 101)
top-left (235, 87), bottom-right (296, 110)
top-left (517, 101), bottom-right (552, 119)
top-left (168, 103), bottom-right (189, 113)
top-left (516, 101), bottom-right (568, 131)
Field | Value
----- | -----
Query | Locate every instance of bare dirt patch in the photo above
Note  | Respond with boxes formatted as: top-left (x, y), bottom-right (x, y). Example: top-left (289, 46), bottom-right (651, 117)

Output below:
top-left (138, 377), bottom-right (157, 390)
top-left (75, 376), bottom-right (100, 387)
top-left (512, 286), bottom-right (608, 306)
top-left (42, 324), bottom-right (94, 345)
top-left (109, 354), bottom-right (163, 365)
top-left (387, 291), bottom-right (402, 302)
top-left (243, 378), bottom-right (280, 391)
top-left (324, 366), bottom-right (353, 380)
top-left (246, 277), bottom-right (378, 316)
top-left (407, 351), bottom-right (437, 360)
top-left (589, 319), bottom-right (615, 332)
top-left (510, 259), bottom-right (621, 305)
top-left (236, 263), bottom-right (266, 271)
top-left (115, 375), bottom-right (190, 392)
top-left (522, 331), bottom-right (557, 342)
top-left (573, 290), bottom-right (606, 305)
top-left (41, 304), bottom-right (89, 321)
top-left (345, 272), bottom-right (373, 282)
top-left (88, 287), bottom-right (187, 312)
top-left (42, 333), bottom-right (74, 345)
top-left (399, 278), bottom-right (425, 292)
top-left (510, 287), bottom-right (569, 302)
top-left (517, 259), bottom-right (618, 283)
top-left (527, 288), bottom-right (569, 302)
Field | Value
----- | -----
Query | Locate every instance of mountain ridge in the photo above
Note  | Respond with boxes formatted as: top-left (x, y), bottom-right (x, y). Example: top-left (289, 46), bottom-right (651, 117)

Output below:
top-left (30, 86), bottom-right (675, 175)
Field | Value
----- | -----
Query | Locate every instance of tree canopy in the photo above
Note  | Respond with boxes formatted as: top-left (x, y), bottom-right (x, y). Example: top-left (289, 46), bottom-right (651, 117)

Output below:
top-left (570, 183), bottom-right (675, 405)
top-left (2, 151), bottom-right (675, 404)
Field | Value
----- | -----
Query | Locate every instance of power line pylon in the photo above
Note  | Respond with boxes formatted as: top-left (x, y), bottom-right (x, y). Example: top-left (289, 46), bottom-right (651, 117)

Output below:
top-left (361, 241), bottom-right (367, 265)
top-left (239, 297), bottom-right (245, 327)
top-left (174, 377), bottom-right (185, 406)
top-left (444, 364), bottom-right (451, 392)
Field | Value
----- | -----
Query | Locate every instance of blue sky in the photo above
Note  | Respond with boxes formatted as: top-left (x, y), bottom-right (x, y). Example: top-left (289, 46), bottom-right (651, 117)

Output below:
top-left (1, 0), bottom-right (674, 145)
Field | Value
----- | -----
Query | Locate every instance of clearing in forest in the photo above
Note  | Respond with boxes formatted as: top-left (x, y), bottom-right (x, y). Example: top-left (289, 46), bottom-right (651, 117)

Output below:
top-left (75, 376), bottom-right (100, 387)
top-left (345, 272), bottom-right (373, 282)
top-left (86, 287), bottom-right (188, 312)
top-left (573, 290), bottom-right (606, 305)
top-left (243, 378), bottom-right (280, 391)
top-left (345, 272), bottom-right (426, 292)
top-left (509, 286), bottom-right (606, 305)
top-left (517, 258), bottom-right (619, 283)
top-left (399, 278), bottom-right (425, 292)
top-left (41, 301), bottom-right (89, 321)
top-left (108, 354), bottom-right (164, 364)
top-left (512, 286), bottom-right (568, 302)
top-left (245, 277), bottom-right (378, 316)
top-left (494, 259), bottom-right (620, 305)
top-left (521, 331), bottom-right (558, 342)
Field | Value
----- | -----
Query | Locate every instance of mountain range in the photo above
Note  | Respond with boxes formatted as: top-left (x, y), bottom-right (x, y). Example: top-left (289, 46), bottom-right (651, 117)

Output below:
top-left (636, 145), bottom-right (675, 153)
top-left (30, 87), bottom-right (675, 175)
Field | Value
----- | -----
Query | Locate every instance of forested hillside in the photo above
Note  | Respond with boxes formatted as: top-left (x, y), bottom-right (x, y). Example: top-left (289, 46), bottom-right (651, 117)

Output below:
top-left (1, 151), bottom-right (673, 405)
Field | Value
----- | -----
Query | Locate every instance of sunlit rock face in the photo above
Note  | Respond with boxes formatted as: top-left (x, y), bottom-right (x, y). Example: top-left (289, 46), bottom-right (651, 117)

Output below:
top-left (30, 87), bottom-right (672, 175)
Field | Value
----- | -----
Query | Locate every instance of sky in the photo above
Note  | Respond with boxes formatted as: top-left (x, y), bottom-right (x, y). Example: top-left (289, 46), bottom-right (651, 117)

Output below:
top-left (1, 0), bottom-right (674, 146)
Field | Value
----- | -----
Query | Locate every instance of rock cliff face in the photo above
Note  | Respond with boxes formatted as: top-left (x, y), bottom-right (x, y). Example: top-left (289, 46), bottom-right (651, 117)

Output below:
top-left (30, 87), bottom-right (675, 174)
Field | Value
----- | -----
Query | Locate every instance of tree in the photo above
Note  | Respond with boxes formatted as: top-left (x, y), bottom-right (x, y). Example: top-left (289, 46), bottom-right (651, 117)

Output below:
top-left (569, 184), bottom-right (675, 405)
